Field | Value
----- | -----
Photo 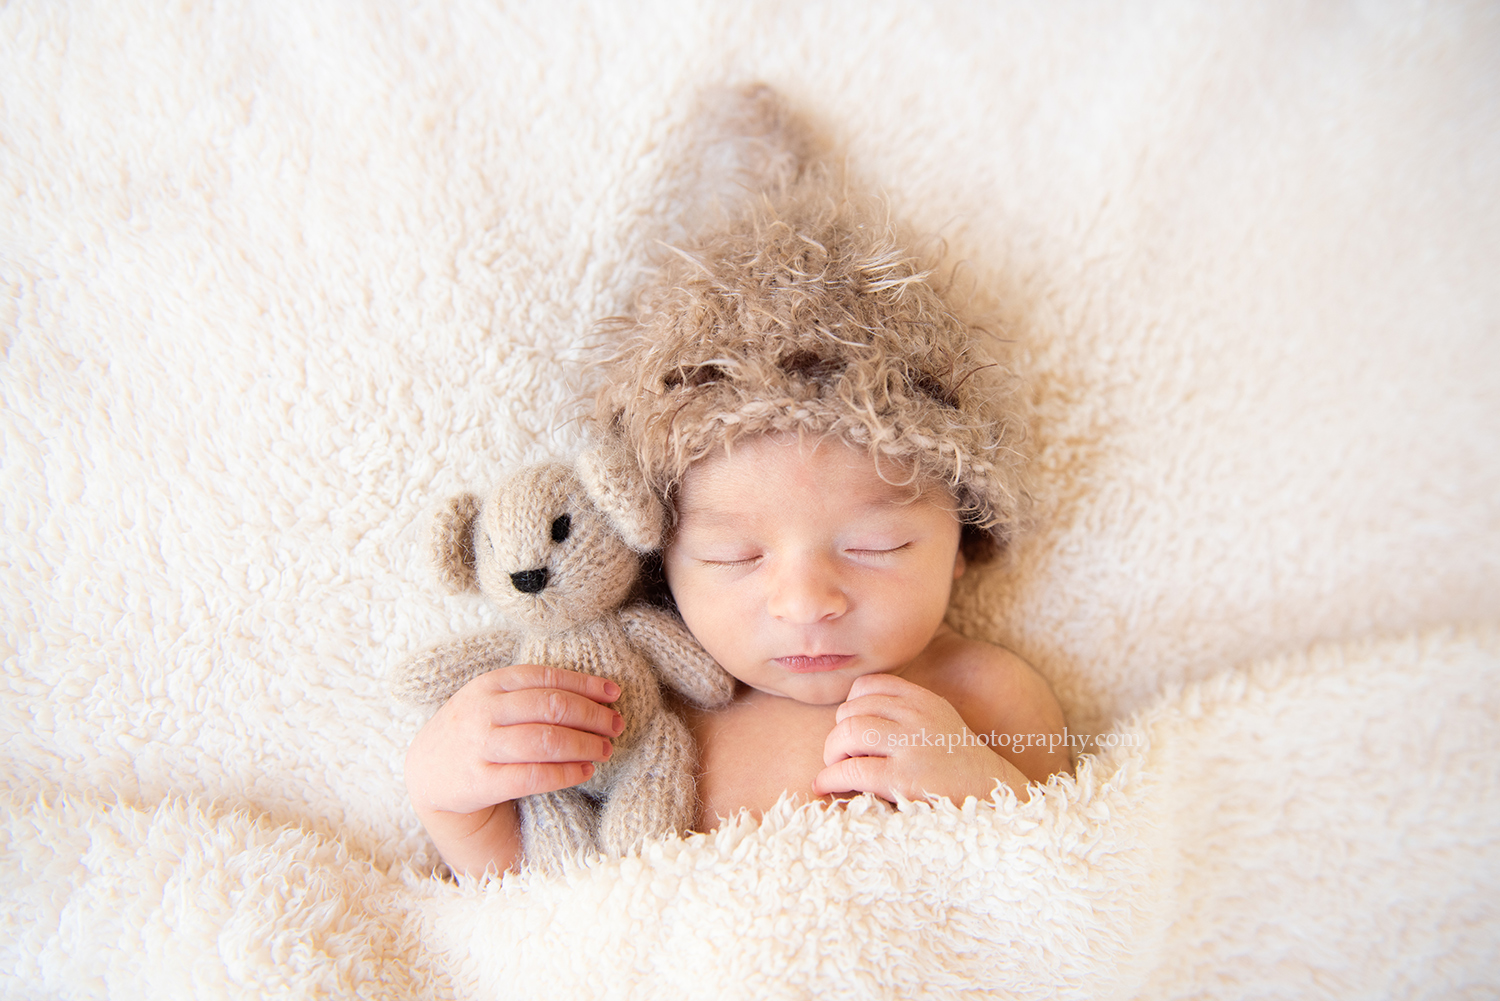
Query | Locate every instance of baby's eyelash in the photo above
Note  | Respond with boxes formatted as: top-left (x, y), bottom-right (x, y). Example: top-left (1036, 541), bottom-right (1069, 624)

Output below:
top-left (699, 555), bottom-right (761, 569)
top-left (847, 543), bottom-right (911, 556)
top-left (694, 544), bottom-right (910, 568)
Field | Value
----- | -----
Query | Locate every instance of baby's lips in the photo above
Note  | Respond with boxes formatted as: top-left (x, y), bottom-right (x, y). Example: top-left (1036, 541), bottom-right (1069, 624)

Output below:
top-left (776, 653), bottom-right (855, 672)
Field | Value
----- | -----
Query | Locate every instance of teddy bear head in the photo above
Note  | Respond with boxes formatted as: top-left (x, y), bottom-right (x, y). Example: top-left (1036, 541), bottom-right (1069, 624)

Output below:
top-left (430, 446), bottom-right (664, 634)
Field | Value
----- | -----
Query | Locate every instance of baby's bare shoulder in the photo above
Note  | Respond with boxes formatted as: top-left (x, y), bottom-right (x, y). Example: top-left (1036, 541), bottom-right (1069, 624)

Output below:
top-left (911, 628), bottom-right (1033, 693)
top-left (911, 630), bottom-right (1062, 736)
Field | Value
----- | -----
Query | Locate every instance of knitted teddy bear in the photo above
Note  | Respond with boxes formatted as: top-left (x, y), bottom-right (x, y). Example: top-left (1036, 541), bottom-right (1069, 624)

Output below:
top-left (393, 442), bottom-right (735, 874)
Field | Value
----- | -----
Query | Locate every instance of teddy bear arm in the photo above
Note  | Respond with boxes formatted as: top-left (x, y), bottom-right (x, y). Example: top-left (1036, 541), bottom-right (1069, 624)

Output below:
top-left (391, 630), bottom-right (520, 707)
top-left (618, 604), bottom-right (736, 709)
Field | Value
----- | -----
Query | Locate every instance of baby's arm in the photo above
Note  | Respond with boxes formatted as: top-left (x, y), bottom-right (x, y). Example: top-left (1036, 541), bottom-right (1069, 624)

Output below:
top-left (814, 641), bottom-right (1070, 804)
top-left (404, 665), bottom-right (623, 878)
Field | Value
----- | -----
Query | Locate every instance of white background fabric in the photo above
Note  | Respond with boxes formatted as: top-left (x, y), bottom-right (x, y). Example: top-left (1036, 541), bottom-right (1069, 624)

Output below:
top-left (3, 2), bottom-right (1497, 997)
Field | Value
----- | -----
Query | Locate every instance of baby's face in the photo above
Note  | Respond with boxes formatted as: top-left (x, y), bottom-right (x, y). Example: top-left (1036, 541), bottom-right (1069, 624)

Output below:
top-left (664, 435), bottom-right (965, 706)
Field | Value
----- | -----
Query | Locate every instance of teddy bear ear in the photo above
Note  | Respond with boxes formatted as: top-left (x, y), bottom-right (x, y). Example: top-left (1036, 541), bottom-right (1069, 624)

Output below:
top-left (430, 492), bottom-right (482, 593)
top-left (576, 439), bottom-right (665, 552)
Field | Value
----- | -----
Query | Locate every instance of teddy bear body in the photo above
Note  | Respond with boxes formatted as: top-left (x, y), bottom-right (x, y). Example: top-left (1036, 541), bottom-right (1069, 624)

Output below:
top-left (514, 620), bottom-right (656, 773)
top-left (394, 455), bottom-right (735, 874)
top-left (513, 617), bottom-right (677, 800)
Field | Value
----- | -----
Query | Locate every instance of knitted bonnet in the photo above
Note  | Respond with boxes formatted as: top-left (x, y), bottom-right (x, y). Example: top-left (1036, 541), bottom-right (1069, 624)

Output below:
top-left (592, 154), bottom-right (1029, 560)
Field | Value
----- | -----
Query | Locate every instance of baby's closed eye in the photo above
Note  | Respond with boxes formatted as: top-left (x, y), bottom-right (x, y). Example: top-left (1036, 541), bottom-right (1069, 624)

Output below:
top-left (670, 527), bottom-right (760, 567)
top-left (842, 541), bottom-right (912, 559)
top-left (694, 550), bottom-right (763, 568)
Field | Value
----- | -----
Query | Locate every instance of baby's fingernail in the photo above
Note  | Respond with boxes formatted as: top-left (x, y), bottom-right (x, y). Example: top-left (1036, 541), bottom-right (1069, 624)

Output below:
top-left (611, 712), bottom-right (624, 734)
top-left (600, 739), bottom-right (613, 759)
top-left (603, 681), bottom-right (621, 700)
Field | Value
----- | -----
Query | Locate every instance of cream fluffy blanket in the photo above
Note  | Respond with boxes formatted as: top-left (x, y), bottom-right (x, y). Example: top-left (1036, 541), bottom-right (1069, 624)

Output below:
top-left (3, 2), bottom-right (1497, 998)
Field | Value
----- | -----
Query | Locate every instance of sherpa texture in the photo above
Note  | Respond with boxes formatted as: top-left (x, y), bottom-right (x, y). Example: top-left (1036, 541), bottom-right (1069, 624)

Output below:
top-left (3, 2), bottom-right (1498, 999)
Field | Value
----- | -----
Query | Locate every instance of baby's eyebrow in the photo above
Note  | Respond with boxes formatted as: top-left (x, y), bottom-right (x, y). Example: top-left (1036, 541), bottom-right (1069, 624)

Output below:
top-left (675, 507), bottom-right (759, 530)
top-left (679, 495), bottom-right (911, 529)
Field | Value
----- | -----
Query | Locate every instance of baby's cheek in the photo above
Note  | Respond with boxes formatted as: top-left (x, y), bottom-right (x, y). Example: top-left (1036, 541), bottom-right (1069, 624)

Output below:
top-left (888, 602), bottom-right (948, 660)
top-left (668, 581), bottom-right (740, 664)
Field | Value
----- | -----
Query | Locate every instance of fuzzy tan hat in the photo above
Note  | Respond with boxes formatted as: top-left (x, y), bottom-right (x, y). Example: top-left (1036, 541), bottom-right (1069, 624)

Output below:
top-left (592, 102), bottom-right (1028, 560)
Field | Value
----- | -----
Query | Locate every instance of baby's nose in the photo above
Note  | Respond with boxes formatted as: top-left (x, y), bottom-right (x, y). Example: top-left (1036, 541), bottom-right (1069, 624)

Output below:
top-left (766, 558), bottom-right (847, 623)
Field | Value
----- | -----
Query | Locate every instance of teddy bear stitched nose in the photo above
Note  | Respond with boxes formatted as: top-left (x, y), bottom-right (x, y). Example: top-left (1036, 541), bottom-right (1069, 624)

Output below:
top-left (509, 568), bottom-right (549, 594)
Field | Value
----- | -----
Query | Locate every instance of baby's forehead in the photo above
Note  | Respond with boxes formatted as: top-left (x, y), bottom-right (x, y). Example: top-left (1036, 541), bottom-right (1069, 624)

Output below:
top-left (674, 434), bottom-right (957, 519)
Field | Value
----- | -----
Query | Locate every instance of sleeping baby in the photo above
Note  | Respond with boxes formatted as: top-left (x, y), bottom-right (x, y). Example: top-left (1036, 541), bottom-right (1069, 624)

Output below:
top-left (404, 163), bottom-right (1070, 877)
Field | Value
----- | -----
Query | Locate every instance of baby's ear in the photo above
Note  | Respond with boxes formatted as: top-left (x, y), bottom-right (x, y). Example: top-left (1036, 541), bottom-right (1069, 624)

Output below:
top-left (431, 492), bottom-right (482, 593)
top-left (576, 439), bottom-right (665, 552)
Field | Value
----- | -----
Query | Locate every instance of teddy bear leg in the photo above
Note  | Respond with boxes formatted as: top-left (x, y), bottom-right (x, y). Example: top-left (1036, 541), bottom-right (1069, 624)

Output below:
top-left (596, 711), bottom-right (697, 858)
top-left (520, 788), bottom-right (599, 876)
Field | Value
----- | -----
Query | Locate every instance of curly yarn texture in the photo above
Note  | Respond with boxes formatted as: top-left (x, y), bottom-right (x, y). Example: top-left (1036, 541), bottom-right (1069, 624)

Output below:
top-left (594, 177), bottom-right (1029, 559)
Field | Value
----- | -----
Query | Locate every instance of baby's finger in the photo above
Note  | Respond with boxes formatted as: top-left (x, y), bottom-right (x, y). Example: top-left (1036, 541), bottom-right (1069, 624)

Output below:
top-left (478, 664), bottom-right (622, 705)
top-left (812, 755), bottom-right (893, 799)
top-left (491, 688), bottom-right (625, 738)
top-left (484, 723), bottom-right (614, 766)
top-left (486, 760), bottom-right (598, 801)
top-left (823, 715), bottom-right (896, 766)
top-left (845, 671), bottom-right (926, 701)
top-left (832, 692), bottom-right (912, 726)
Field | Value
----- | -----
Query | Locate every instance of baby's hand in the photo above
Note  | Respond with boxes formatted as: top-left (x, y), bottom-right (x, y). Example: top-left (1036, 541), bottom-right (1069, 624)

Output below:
top-left (813, 673), bottom-right (1029, 805)
top-left (405, 664), bottom-right (623, 819)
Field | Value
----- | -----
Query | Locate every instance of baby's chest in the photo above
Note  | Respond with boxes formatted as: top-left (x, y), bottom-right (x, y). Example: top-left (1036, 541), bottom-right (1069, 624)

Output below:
top-left (689, 695), bottom-right (841, 831)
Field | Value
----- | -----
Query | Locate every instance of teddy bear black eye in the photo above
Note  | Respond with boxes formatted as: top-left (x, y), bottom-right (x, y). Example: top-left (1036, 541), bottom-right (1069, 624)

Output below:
top-left (550, 514), bottom-right (571, 544)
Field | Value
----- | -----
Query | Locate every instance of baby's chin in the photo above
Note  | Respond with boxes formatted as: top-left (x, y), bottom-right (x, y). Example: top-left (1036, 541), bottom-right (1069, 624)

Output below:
top-left (745, 670), bottom-right (872, 706)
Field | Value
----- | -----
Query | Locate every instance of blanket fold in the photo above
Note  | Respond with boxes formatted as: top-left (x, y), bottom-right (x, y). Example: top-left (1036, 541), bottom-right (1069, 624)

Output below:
top-left (8, 625), bottom-right (1493, 999)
